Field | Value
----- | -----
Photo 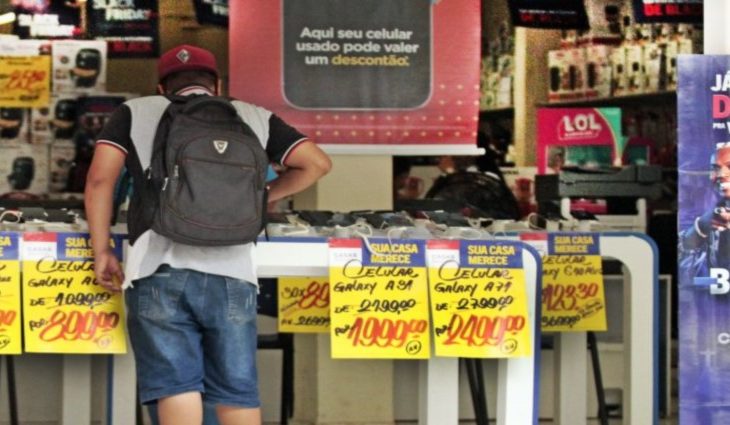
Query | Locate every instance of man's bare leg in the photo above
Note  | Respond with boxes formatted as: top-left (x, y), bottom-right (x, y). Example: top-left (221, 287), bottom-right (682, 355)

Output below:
top-left (158, 392), bottom-right (203, 425)
top-left (216, 404), bottom-right (262, 425)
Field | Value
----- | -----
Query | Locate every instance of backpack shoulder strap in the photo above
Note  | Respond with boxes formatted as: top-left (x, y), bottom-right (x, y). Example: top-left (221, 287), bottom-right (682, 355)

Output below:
top-left (148, 96), bottom-right (186, 178)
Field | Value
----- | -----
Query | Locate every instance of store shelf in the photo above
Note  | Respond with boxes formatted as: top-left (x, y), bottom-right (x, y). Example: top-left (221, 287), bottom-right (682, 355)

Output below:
top-left (538, 90), bottom-right (677, 108)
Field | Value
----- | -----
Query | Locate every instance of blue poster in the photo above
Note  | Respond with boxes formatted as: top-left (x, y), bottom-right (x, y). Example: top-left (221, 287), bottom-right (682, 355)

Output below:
top-left (678, 55), bottom-right (730, 423)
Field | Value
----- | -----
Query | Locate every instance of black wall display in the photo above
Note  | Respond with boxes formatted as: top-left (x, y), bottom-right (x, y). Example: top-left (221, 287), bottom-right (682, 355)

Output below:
top-left (507, 0), bottom-right (590, 30)
top-left (86, 0), bottom-right (159, 58)
top-left (282, 0), bottom-right (432, 109)
top-left (632, 0), bottom-right (702, 24)
top-left (193, 0), bottom-right (228, 27)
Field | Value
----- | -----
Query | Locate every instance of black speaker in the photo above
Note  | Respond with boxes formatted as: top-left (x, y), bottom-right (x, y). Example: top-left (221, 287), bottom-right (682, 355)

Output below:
top-left (0, 108), bottom-right (23, 139)
top-left (73, 49), bottom-right (102, 88)
top-left (7, 157), bottom-right (34, 191)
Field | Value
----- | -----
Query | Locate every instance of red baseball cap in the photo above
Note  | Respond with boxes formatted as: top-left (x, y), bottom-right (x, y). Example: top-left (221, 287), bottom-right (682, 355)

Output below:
top-left (158, 44), bottom-right (219, 82)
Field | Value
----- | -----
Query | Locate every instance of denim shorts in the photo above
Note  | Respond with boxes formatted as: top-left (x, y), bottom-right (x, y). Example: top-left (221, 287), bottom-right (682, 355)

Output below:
top-left (126, 264), bottom-right (260, 408)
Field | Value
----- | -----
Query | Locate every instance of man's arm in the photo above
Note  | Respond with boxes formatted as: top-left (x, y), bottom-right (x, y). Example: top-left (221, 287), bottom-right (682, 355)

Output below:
top-left (85, 144), bottom-right (126, 290)
top-left (267, 140), bottom-right (331, 202)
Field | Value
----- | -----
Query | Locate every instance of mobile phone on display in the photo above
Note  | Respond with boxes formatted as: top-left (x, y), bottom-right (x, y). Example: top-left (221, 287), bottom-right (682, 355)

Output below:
top-left (282, 0), bottom-right (432, 109)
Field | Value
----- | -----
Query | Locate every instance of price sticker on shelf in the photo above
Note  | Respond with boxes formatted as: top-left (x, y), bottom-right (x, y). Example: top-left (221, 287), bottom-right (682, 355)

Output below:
top-left (0, 56), bottom-right (50, 108)
top-left (426, 240), bottom-right (531, 358)
top-left (278, 277), bottom-right (331, 333)
top-left (21, 233), bottom-right (127, 354)
top-left (0, 232), bottom-right (22, 354)
top-left (541, 233), bottom-right (607, 332)
top-left (328, 238), bottom-right (430, 359)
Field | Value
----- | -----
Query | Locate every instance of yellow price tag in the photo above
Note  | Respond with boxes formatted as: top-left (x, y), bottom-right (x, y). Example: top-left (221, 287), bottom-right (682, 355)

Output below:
top-left (541, 233), bottom-right (607, 332)
top-left (328, 239), bottom-right (430, 359)
top-left (22, 233), bottom-right (127, 354)
top-left (278, 277), bottom-right (331, 333)
top-left (0, 233), bottom-right (22, 354)
top-left (0, 56), bottom-right (51, 108)
top-left (427, 240), bottom-right (532, 358)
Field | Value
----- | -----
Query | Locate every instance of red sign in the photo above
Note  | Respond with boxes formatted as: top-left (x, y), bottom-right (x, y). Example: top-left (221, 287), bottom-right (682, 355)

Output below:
top-left (229, 0), bottom-right (480, 151)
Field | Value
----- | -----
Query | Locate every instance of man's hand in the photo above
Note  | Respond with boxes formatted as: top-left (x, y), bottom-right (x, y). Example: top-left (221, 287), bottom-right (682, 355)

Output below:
top-left (94, 250), bottom-right (124, 293)
top-left (712, 206), bottom-right (730, 230)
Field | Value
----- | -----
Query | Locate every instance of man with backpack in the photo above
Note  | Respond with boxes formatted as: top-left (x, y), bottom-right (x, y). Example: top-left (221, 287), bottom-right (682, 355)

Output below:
top-left (84, 44), bottom-right (332, 425)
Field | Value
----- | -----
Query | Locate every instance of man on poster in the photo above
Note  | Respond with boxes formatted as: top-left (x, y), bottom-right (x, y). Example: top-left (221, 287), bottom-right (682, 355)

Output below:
top-left (680, 142), bottom-right (730, 274)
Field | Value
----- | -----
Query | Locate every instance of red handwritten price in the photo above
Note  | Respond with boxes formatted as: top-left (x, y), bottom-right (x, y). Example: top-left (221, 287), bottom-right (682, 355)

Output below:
top-left (282, 281), bottom-right (330, 309)
top-left (0, 310), bottom-right (17, 327)
top-left (38, 310), bottom-right (120, 342)
top-left (542, 282), bottom-right (599, 312)
top-left (443, 313), bottom-right (525, 347)
top-left (5, 70), bottom-right (46, 91)
top-left (344, 317), bottom-right (428, 348)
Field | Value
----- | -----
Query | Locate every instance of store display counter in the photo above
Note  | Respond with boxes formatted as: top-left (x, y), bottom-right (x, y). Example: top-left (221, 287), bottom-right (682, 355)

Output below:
top-left (254, 236), bottom-right (543, 425)
top-left (5, 229), bottom-right (656, 425)
top-left (252, 233), bottom-right (659, 425)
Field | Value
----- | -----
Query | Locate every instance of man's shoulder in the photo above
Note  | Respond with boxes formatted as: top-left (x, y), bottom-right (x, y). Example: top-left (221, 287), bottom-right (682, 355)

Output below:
top-left (124, 96), bottom-right (172, 120)
top-left (125, 95), bottom-right (169, 107)
top-left (228, 98), bottom-right (271, 117)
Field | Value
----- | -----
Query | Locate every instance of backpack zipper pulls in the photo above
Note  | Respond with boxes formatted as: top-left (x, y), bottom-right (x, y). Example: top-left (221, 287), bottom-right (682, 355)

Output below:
top-left (161, 177), bottom-right (169, 191)
top-left (173, 165), bottom-right (179, 178)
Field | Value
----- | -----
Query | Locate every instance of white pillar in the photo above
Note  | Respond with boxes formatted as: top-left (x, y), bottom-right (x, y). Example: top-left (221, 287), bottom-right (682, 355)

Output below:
top-left (705, 0), bottom-right (730, 55)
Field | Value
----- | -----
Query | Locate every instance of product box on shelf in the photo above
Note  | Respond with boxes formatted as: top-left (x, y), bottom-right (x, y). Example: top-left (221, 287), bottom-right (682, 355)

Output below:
top-left (0, 143), bottom-right (50, 196)
top-left (0, 108), bottom-right (29, 143)
top-left (52, 40), bottom-right (107, 94)
top-left (665, 40), bottom-right (679, 91)
top-left (49, 138), bottom-right (75, 193)
top-left (582, 0), bottom-right (623, 45)
top-left (643, 42), bottom-right (664, 92)
top-left (30, 107), bottom-right (53, 144)
top-left (548, 48), bottom-right (586, 102)
top-left (585, 45), bottom-right (613, 99)
top-left (480, 57), bottom-right (497, 110)
top-left (481, 75), bottom-right (497, 110)
top-left (496, 54), bottom-right (514, 107)
top-left (625, 44), bottom-right (645, 94)
top-left (611, 46), bottom-right (628, 96)
top-left (49, 94), bottom-right (80, 140)
top-left (0, 39), bottom-right (50, 56)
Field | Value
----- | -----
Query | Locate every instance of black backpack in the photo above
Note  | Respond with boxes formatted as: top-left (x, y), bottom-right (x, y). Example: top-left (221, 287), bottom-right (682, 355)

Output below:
top-left (145, 95), bottom-right (269, 246)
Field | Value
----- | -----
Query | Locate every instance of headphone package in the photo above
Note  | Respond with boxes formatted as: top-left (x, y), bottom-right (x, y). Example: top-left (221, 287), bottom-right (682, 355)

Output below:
top-left (611, 46), bottom-right (628, 96)
top-left (52, 40), bottom-right (107, 94)
top-left (547, 48), bottom-right (587, 103)
top-left (625, 43), bottom-right (645, 94)
top-left (584, 45), bottom-right (614, 99)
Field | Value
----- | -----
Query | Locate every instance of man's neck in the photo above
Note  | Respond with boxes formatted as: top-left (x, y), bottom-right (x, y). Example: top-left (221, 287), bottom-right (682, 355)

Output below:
top-left (174, 85), bottom-right (215, 96)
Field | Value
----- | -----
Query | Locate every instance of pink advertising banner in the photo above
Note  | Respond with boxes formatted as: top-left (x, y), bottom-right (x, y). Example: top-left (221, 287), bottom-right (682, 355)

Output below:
top-left (536, 107), bottom-right (625, 174)
top-left (229, 0), bottom-right (481, 153)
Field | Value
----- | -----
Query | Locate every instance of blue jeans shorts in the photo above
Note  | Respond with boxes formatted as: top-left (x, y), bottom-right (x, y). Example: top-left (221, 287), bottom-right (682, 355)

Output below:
top-left (126, 264), bottom-right (260, 408)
